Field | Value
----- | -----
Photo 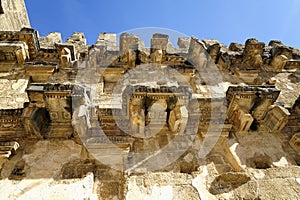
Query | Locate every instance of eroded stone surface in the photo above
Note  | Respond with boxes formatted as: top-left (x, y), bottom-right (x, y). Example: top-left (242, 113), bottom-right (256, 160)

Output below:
top-left (0, 79), bottom-right (29, 109)
top-left (0, 0), bottom-right (30, 31)
top-left (0, 1), bottom-right (300, 199)
top-left (0, 173), bottom-right (97, 200)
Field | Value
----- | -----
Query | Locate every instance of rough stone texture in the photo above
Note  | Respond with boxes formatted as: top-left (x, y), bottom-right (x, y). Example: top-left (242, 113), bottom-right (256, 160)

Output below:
top-left (0, 78), bottom-right (29, 109)
top-left (0, 1), bottom-right (300, 199)
top-left (0, 173), bottom-right (97, 200)
top-left (0, 140), bottom-right (97, 199)
top-left (125, 165), bottom-right (300, 200)
top-left (0, 0), bottom-right (30, 31)
top-left (125, 173), bottom-right (200, 200)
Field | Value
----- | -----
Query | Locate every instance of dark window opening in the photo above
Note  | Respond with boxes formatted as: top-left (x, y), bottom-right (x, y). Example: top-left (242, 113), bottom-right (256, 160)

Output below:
top-left (32, 108), bottom-right (51, 138)
top-left (166, 107), bottom-right (171, 125)
top-left (0, 0), bottom-right (4, 14)
top-left (166, 96), bottom-right (178, 124)
top-left (250, 119), bottom-right (259, 131)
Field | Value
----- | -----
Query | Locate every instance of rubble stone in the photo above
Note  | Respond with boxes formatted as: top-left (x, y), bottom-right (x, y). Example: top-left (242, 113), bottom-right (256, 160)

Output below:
top-left (0, 1), bottom-right (300, 199)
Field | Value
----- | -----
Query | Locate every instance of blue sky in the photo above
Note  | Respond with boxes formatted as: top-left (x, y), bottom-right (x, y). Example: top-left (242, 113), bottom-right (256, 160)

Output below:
top-left (25, 0), bottom-right (300, 49)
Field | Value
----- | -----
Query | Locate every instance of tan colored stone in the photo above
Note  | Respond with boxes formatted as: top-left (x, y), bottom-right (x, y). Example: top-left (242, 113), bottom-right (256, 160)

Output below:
top-left (263, 105), bottom-right (290, 133)
top-left (0, 2), bottom-right (300, 198)
top-left (0, 0), bottom-right (30, 31)
top-left (290, 133), bottom-right (300, 153)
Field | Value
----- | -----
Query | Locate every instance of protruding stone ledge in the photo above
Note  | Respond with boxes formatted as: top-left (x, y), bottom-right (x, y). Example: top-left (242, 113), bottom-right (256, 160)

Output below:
top-left (0, 41), bottom-right (29, 71)
top-left (0, 141), bottom-right (19, 158)
top-left (285, 59), bottom-right (300, 70)
top-left (25, 62), bottom-right (58, 82)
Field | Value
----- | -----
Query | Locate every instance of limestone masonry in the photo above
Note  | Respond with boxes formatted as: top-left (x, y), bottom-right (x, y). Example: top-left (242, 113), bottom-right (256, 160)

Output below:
top-left (0, 0), bottom-right (299, 199)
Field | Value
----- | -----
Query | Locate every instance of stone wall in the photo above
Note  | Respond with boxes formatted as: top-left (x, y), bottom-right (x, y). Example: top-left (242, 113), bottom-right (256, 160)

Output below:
top-left (0, 1), bottom-right (299, 199)
top-left (0, 0), bottom-right (30, 31)
top-left (124, 165), bottom-right (300, 200)
top-left (0, 28), bottom-right (299, 199)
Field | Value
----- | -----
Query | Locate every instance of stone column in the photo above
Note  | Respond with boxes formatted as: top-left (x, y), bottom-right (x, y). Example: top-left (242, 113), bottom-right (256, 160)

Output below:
top-left (129, 96), bottom-right (145, 137)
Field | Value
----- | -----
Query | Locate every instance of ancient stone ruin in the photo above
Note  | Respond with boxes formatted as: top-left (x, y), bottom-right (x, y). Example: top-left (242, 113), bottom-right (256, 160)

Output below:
top-left (0, 0), bottom-right (299, 199)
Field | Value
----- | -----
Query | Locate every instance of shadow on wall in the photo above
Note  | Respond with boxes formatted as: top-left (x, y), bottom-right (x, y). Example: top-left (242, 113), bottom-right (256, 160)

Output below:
top-left (209, 172), bottom-right (251, 195)
top-left (0, 0), bottom-right (4, 14)
top-left (230, 131), bottom-right (296, 169)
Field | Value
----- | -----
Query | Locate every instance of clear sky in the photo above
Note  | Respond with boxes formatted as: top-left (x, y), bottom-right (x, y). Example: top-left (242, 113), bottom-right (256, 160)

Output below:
top-left (25, 0), bottom-right (300, 49)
